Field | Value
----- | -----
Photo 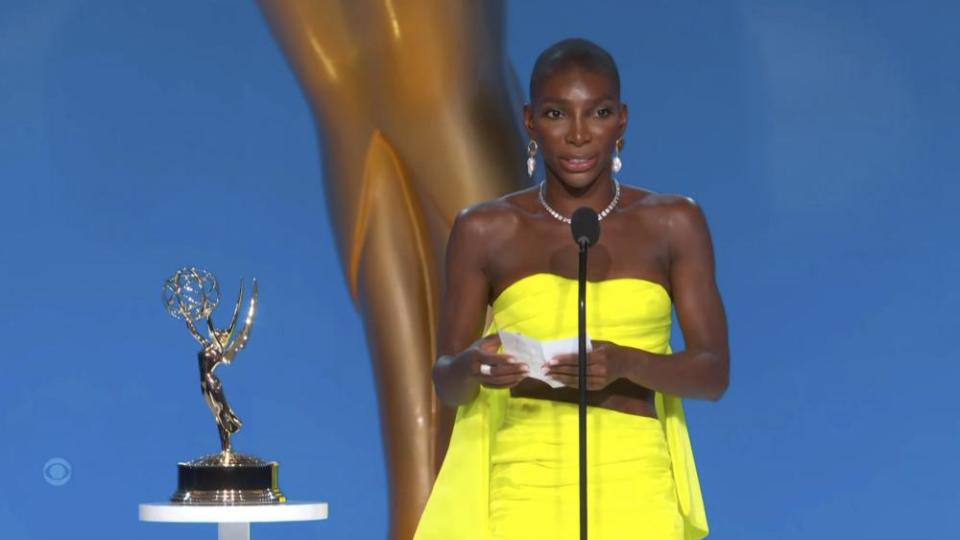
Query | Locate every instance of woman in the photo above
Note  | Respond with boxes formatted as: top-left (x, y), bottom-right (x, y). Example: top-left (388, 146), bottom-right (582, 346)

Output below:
top-left (415, 38), bottom-right (728, 540)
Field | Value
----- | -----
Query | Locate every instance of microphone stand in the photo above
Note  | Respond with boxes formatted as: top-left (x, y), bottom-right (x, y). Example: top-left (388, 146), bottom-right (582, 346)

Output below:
top-left (570, 204), bottom-right (599, 540)
top-left (577, 237), bottom-right (589, 540)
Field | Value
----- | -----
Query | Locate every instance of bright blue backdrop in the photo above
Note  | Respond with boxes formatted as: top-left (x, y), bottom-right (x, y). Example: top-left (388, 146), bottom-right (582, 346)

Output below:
top-left (2, 1), bottom-right (957, 538)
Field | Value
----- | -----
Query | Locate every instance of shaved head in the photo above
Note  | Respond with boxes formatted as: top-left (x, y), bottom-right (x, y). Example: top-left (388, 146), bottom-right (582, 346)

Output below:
top-left (529, 38), bottom-right (620, 103)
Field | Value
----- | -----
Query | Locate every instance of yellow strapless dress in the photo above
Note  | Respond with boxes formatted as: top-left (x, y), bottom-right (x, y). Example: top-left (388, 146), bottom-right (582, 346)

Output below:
top-left (414, 273), bottom-right (709, 540)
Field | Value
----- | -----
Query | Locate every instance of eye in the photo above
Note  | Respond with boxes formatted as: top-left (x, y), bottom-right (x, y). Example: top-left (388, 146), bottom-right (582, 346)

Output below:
top-left (543, 108), bottom-right (563, 119)
top-left (595, 107), bottom-right (612, 118)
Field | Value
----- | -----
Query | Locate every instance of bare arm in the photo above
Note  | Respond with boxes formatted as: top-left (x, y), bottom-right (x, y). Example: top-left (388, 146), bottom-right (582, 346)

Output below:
top-left (622, 197), bottom-right (729, 400)
top-left (432, 207), bottom-right (528, 407)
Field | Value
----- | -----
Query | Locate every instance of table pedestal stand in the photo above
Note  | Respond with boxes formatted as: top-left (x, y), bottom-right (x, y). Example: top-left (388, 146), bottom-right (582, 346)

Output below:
top-left (139, 501), bottom-right (328, 539)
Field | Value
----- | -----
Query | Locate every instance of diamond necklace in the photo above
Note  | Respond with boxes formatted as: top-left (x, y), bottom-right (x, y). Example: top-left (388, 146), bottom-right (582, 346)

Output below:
top-left (538, 179), bottom-right (621, 224)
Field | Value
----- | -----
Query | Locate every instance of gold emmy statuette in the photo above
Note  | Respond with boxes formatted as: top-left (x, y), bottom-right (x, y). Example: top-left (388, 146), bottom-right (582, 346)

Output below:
top-left (161, 267), bottom-right (285, 505)
top-left (258, 2), bottom-right (528, 534)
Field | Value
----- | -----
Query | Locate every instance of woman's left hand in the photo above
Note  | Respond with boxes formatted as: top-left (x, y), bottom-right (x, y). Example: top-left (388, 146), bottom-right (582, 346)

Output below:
top-left (544, 340), bottom-right (627, 390)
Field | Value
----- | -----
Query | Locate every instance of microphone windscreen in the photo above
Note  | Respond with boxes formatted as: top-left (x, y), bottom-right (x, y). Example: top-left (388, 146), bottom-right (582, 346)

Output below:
top-left (571, 207), bottom-right (600, 247)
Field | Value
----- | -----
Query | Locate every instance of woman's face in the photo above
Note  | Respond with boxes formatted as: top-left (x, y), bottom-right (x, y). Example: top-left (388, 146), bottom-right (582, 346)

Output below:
top-left (525, 67), bottom-right (627, 191)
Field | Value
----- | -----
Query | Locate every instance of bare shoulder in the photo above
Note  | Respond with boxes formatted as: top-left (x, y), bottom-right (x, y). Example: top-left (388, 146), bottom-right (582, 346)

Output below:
top-left (621, 185), bottom-right (707, 229)
top-left (447, 187), bottom-right (539, 275)
top-left (451, 186), bottom-right (539, 242)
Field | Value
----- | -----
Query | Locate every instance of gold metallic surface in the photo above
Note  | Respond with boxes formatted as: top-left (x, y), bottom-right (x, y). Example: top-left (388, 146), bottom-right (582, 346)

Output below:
top-left (186, 280), bottom-right (258, 453)
top-left (164, 269), bottom-right (259, 453)
top-left (258, 1), bottom-right (528, 537)
top-left (164, 270), bottom-right (286, 506)
top-left (171, 453), bottom-right (286, 505)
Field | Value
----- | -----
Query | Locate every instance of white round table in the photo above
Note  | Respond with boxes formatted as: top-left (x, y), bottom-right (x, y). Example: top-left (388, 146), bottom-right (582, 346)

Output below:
top-left (139, 501), bottom-right (328, 540)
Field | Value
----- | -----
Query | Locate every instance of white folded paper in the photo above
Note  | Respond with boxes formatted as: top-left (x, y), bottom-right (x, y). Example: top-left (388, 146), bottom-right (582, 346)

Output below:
top-left (498, 330), bottom-right (593, 388)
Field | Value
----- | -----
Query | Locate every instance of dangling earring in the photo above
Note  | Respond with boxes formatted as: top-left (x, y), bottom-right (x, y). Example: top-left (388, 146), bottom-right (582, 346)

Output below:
top-left (612, 137), bottom-right (624, 175)
top-left (527, 140), bottom-right (538, 178)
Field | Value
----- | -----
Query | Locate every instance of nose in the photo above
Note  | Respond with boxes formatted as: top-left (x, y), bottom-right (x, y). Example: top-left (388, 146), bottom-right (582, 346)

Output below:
top-left (566, 114), bottom-right (591, 146)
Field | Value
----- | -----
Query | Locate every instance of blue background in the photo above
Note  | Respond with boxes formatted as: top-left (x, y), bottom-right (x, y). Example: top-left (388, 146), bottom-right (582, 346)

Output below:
top-left (2, 1), bottom-right (957, 538)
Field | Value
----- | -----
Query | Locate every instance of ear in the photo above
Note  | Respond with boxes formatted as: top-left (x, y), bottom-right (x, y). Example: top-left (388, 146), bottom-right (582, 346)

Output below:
top-left (618, 103), bottom-right (628, 140)
top-left (523, 103), bottom-right (536, 140)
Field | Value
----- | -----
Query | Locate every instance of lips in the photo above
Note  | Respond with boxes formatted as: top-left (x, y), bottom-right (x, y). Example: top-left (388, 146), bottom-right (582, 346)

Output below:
top-left (559, 155), bottom-right (598, 173)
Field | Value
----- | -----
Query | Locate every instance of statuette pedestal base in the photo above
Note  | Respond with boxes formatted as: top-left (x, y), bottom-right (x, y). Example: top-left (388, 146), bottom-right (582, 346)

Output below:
top-left (172, 451), bottom-right (285, 505)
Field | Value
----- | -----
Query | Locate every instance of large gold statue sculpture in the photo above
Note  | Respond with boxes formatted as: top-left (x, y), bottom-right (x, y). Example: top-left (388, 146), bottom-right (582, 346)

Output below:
top-left (258, 1), bottom-right (528, 537)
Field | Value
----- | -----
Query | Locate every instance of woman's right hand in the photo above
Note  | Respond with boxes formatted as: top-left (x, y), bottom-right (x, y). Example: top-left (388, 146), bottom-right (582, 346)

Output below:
top-left (467, 334), bottom-right (529, 388)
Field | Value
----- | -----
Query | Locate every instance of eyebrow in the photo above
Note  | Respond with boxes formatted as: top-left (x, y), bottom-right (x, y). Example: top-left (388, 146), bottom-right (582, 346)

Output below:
top-left (537, 95), bottom-right (617, 106)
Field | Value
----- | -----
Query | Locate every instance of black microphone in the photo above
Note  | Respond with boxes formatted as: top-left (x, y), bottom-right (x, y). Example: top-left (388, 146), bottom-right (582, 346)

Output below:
top-left (571, 207), bottom-right (600, 247)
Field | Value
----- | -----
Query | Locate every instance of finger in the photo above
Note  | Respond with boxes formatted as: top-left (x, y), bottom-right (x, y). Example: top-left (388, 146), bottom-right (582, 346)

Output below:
top-left (546, 363), bottom-right (607, 377)
top-left (476, 360), bottom-right (528, 378)
top-left (548, 353), bottom-right (603, 367)
top-left (477, 352), bottom-right (518, 366)
top-left (479, 373), bottom-right (529, 388)
top-left (477, 334), bottom-right (502, 352)
top-left (548, 353), bottom-right (578, 366)
top-left (545, 366), bottom-right (576, 377)
top-left (486, 364), bottom-right (530, 378)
